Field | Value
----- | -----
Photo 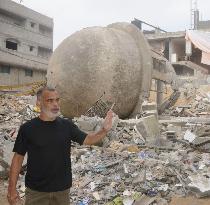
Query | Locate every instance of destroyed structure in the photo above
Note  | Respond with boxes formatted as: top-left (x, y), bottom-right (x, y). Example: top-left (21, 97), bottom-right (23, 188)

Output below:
top-left (1, 1), bottom-right (210, 205)
top-left (0, 0), bottom-right (53, 86)
top-left (1, 87), bottom-right (210, 204)
top-left (47, 22), bottom-right (177, 119)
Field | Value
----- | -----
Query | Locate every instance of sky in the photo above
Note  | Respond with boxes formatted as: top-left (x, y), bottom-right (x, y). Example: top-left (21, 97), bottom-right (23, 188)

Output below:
top-left (13, 0), bottom-right (210, 49)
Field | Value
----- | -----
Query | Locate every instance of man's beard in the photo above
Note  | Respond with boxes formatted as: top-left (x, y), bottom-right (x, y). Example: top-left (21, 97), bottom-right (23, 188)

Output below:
top-left (42, 107), bottom-right (60, 119)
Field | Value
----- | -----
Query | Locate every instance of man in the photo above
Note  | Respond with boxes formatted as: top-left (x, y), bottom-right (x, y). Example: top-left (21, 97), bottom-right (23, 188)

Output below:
top-left (7, 87), bottom-right (113, 205)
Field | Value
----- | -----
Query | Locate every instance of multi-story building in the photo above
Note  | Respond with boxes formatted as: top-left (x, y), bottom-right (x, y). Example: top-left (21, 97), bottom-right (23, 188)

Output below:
top-left (132, 18), bottom-right (210, 80)
top-left (132, 17), bottom-right (210, 107)
top-left (0, 0), bottom-right (53, 86)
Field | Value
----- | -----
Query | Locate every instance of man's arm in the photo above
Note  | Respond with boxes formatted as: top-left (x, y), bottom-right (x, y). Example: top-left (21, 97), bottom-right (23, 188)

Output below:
top-left (7, 153), bottom-right (24, 205)
top-left (83, 128), bottom-right (108, 145)
top-left (83, 110), bottom-right (113, 145)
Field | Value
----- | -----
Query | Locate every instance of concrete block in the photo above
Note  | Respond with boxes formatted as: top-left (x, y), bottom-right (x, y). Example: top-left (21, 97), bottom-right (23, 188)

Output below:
top-left (142, 102), bottom-right (157, 111)
top-left (184, 130), bottom-right (197, 143)
top-left (135, 119), bottom-right (148, 139)
top-left (188, 174), bottom-right (210, 197)
top-left (118, 119), bottom-right (143, 128)
top-left (144, 110), bottom-right (158, 119)
top-left (142, 115), bottom-right (160, 140)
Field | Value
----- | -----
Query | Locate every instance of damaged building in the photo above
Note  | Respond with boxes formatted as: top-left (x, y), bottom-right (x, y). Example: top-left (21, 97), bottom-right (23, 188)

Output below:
top-left (146, 30), bottom-right (210, 82)
top-left (0, 0), bottom-right (53, 86)
top-left (132, 18), bottom-right (210, 83)
top-left (1, 1), bottom-right (210, 205)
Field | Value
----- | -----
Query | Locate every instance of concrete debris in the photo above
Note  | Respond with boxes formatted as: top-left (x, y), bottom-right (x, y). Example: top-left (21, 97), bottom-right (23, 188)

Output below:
top-left (163, 85), bottom-right (210, 117)
top-left (188, 174), bottom-right (210, 197)
top-left (141, 102), bottom-right (157, 112)
top-left (184, 130), bottom-right (197, 143)
top-left (159, 91), bottom-right (181, 114)
top-left (142, 115), bottom-right (160, 140)
top-left (141, 101), bottom-right (158, 119)
top-left (1, 94), bottom-right (210, 204)
top-left (193, 137), bottom-right (210, 152)
top-left (0, 94), bottom-right (37, 179)
top-left (75, 114), bottom-right (120, 133)
top-left (74, 115), bottom-right (103, 132)
top-left (123, 198), bottom-right (134, 205)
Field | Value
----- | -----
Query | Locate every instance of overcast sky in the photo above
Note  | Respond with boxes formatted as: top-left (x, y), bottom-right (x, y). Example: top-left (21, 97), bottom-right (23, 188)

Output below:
top-left (14, 0), bottom-right (210, 49)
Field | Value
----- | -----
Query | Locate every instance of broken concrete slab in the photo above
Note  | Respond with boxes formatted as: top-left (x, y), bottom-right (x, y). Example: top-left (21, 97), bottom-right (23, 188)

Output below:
top-left (141, 102), bottom-right (157, 111)
top-left (144, 110), bottom-right (158, 119)
top-left (142, 115), bottom-right (160, 140)
top-left (123, 197), bottom-right (134, 205)
top-left (160, 117), bottom-right (210, 126)
top-left (135, 120), bottom-right (148, 140)
top-left (118, 119), bottom-right (143, 128)
top-left (193, 137), bottom-right (210, 146)
top-left (184, 130), bottom-right (197, 143)
top-left (188, 174), bottom-right (210, 197)
top-left (192, 137), bottom-right (210, 152)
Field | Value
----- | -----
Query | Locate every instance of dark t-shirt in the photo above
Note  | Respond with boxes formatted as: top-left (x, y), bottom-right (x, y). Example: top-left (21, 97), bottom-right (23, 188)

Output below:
top-left (13, 117), bottom-right (87, 192)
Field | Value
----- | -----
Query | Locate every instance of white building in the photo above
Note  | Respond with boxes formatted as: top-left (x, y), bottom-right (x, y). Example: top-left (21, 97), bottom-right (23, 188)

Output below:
top-left (0, 0), bottom-right (53, 86)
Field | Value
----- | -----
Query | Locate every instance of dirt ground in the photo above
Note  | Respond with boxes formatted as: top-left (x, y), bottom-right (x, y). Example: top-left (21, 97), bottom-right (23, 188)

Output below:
top-left (169, 196), bottom-right (210, 205)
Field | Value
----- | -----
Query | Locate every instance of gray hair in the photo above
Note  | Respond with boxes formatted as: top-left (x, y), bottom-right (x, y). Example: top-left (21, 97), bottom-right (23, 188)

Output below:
top-left (36, 86), bottom-right (56, 99)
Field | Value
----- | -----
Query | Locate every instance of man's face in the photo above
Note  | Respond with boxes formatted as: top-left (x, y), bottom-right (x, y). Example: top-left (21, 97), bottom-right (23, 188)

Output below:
top-left (37, 90), bottom-right (60, 119)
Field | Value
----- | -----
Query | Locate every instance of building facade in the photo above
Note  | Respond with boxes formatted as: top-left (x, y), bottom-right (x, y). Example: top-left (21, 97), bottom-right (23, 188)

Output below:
top-left (0, 0), bottom-right (53, 86)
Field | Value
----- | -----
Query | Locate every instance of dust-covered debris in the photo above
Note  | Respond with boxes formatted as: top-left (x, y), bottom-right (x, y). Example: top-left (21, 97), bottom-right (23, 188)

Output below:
top-left (1, 93), bottom-right (210, 205)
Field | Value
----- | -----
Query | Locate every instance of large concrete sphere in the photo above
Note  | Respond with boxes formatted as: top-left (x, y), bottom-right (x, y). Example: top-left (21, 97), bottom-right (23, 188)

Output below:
top-left (47, 22), bottom-right (152, 118)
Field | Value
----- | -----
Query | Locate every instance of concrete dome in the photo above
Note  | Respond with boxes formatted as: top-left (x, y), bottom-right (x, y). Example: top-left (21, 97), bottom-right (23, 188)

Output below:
top-left (47, 22), bottom-right (152, 118)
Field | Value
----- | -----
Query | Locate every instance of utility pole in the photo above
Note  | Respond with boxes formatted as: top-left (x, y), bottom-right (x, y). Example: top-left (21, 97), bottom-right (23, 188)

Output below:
top-left (190, 0), bottom-right (199, 30)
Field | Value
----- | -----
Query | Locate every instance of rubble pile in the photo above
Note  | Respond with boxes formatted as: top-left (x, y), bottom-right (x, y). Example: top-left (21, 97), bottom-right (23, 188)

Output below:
top-left (0, 94), bottom-right (210, 205)
top-left (0, 94), bottom-right (37, 179)
top-left (164, 84), bottom-right (210, 117)
top-left (0, 94), bottom-right (37, 138)
top-left (71, 115), bottom-right (210, 205)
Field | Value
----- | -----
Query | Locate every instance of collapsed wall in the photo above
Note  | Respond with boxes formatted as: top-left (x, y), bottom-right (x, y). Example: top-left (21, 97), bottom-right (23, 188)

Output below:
top-left (47, 22), bottom-right (153, 118)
